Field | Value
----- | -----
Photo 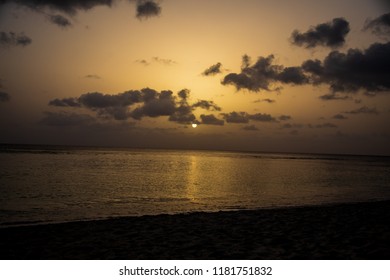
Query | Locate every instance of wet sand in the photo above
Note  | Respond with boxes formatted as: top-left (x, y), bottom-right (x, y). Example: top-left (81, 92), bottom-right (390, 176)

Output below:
top-left (1, 200), bottom-right (389, 259)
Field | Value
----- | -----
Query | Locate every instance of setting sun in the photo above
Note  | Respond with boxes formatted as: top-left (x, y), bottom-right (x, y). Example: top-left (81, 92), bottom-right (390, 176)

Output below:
top-left (192, 123), bottom-right (198, 128)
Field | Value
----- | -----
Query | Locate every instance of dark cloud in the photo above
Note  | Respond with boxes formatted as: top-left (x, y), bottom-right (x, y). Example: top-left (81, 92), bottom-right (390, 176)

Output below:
top-left (200, 114), bottom-right (224, 126)
top-left (49, 97), bottom-right (80, 107)
top-left (78, 90), bottom-right (142, 108)
top-left (0, 91), bottom-right (10, 102)
top-left (333, 114), bottom-right (348, 120)
top-left (168, 106), bottom-right (196, 124)
top-left (319, 93), bottom-right (349, 101)
top-left (254, 98), bottom-right (275, 103)
top-left (222, 54), bottom-right (308, 92)
top-left (50, 90), bottom-right (143, 120)
top-left (177, 89), bottom-right (190, 100)
top-left (192, 100), bottom-right (221, 111)
top-left (130, 90), bottom-right (176, 120)
top-left (2, 1), bottom-right (162, 21)
top-left (277, 67), bottom-right (308, 84)
top-left (302, 42), bottom-right (390, 93)
top-left (41, 111), bottom-right (95, 126)
top-left (0, 31), bottom-right (32, 47)
top-left (249, 113), bottom-right (277, 122)
top-left (363, 13), bottom-right (390, 37)
top-left (0, 0), bottom-right (113, 15)
top-left (291, 18), bottom-right (350, 48)
top-left (242, 125), bottom-right (258, 131)
top-left (49, 14), bottom-right (72, 28)
top-left (136, 0), bottom-right (161, 19)
top-left (344, 106), bottom-right (379, 115)
top-left (49, 88), bottom-right (221, 124)
top-left (168, 89), bottom-right (196, 124)
top-left (202, 62), bottom-right (223, 76)
top-left (222, 111), bottom-right (277, 123)
top-left (222, 112), bottom-right (249, 123)
top-left (278, 115), bottom-right (292, 121)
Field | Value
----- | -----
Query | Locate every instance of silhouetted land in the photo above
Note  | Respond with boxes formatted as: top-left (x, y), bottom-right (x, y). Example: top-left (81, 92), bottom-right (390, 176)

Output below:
top-left (1, 201), bottom-right (389, 259)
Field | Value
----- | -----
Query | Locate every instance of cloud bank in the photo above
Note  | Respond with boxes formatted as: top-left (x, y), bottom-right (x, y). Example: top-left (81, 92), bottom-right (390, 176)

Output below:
top-left (49, 88), bottom-right (222, 125)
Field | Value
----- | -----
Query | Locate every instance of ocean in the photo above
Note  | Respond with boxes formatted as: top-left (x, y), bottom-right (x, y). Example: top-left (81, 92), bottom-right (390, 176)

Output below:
top-left (0, 144), bottom-right (389, 227)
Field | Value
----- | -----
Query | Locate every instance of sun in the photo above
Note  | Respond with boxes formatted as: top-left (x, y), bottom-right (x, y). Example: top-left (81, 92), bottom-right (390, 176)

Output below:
top-left (191, 123), bottom-right (198, 128)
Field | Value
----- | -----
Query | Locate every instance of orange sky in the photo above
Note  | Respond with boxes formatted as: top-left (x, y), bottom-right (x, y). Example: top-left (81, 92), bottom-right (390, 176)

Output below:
top-left (0, 0), bottom-right (389, 155)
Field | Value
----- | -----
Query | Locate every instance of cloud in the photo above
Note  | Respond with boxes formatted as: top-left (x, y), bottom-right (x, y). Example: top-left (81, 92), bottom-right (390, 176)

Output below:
top-left (344, 106), bottom-right (379, 115)
top-left (177, 89), bottom-right (190, 100)
top-left (291, 18), bottom-right (350, 48)
top-left (135, 57), bottom-right (177, 66)
top-left (49, 97), bottom-right (81, 107)
top-left (200, 114), bottom-right (224, 126)
top-left (50, 90), bottom-right (143, 120)
top-left (277, 67), bottom-right (308, 84)
top-left (319, 93), bottom-right (349, 101)
top-left (0, 91), bottom-right (10, 102)
top-left (222, 111), bottom-right (277, 123)
top-left (136, 0), bottom-right (161, 19)
top-left (192, 100), bottom-right (221, 111)
top-left (249, 113), bottom-right (277, 122)
top-left (40, 111), bottom-right (96, 126)
top-left (0, 0), bottom-right (114, 15)
top-left (222, 112), bottom-right (249, 123)
top-left (84, 74), bottom-right (101, 79)
top-left (130, 90), bottom-right (176, 120)
top-left (135, 59), bottom-right (150, 66)
top-left (222, 54), bottom-right (308, 92)
top-left (168, 105), bottom-right (196, 124)
top-left (363, 12), bottom-right (390, 37)
top-left (152, 57), bottom-right (176, 65)
top-left (333, 114), bottom-right (348, 120)
top-left (242, 125), bottom-right (258, 131)
top-left (49, 88), bottom-right (221, 124)
top-left (254, 98), bottom-right (275, 103)
top-left (302, 42), bottom-right (390, 93)
top-left (1, 1), bottom-right (162, 21)
top-left (202, 62), bottom-right (223, 76)
top-left (278, 115), bottom-right (291, 121)
top-left (0, 31), bottom-right (32, 47)
top-left (49, 14), bottom-right (72, 28)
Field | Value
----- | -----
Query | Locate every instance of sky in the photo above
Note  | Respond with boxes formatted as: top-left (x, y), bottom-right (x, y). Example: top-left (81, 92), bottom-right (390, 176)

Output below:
top-left (0, 0), bottom-right (389, 155)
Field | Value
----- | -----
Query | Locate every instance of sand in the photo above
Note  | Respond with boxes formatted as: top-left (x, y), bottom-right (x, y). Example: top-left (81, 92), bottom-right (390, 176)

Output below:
top-left (0, 200), bottom-right (389, 259)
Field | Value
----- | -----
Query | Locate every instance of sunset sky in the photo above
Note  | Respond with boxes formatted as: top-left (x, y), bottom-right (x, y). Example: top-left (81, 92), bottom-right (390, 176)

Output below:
top-left (0, 0), bottom-right (389, 155)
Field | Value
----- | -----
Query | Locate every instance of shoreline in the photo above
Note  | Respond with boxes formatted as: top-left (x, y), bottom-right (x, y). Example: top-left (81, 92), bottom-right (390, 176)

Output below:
top-left (1, 200), bottom-right (389, 259)
top-left (1, 199), bottom-right (387, 229)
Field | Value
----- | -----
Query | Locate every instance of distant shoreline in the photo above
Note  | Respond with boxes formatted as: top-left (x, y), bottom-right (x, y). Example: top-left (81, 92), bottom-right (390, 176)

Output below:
top-left (2, 143), bottom-right (389, 158)
top-left (1, 200), bottom-right (389, 259)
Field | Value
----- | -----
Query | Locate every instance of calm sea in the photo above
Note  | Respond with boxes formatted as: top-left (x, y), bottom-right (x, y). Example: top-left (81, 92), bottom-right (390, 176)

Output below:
top-left (0, 144), bottom-right (389, 227)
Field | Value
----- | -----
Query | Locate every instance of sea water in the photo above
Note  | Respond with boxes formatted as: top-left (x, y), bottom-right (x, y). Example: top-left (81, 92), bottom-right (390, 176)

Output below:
top-left (0, 144), bottom-right (389, 227)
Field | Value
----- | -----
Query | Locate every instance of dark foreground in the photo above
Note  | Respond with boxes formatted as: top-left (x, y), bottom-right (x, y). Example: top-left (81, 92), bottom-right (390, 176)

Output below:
top-left (1, 201), bottom-right (389, 259)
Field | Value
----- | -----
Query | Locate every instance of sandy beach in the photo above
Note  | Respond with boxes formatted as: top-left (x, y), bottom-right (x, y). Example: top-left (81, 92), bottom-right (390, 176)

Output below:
top-left (1, 200), bottom-right (389, 259)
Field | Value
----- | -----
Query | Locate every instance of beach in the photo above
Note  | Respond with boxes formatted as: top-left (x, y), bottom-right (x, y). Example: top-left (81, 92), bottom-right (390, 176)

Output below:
top-left (1, 200), bottom-right (389, 259)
